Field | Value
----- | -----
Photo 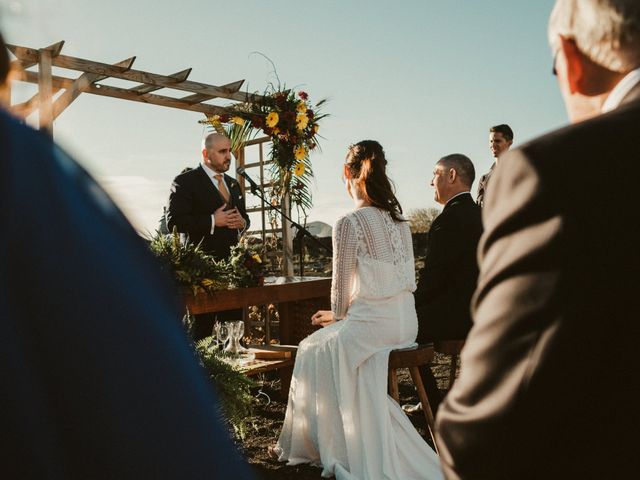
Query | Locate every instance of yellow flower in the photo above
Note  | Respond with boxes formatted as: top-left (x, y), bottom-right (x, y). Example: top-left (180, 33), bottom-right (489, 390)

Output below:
top-left (312, 124), bottom-right (319, 134)
top-left (294, 161), bottom-right (305, 176)
top-left (294, 146), bottom-right (307, 161)
top-left (296, 113), bottom-right (309, 131)
top-left (231, 116), bottom-right (245, 125)
top-left (272, 127), bottom-right (281, 136)
top-left (252, 254), bottom-right (262, 264)
top-left (209, 115), bottom-right (221, 122)
top-left (266, 111), bottom-right (279, 128)
top-left (296, 101), bottom-right (307, 113)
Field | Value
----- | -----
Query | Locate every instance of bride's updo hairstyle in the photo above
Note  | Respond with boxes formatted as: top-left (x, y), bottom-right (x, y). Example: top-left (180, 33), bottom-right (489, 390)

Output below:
top-left (345, 140), bottom-right (405, 222)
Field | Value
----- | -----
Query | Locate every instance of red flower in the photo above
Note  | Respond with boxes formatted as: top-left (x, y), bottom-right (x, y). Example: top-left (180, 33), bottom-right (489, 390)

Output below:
top-left (219, 114), bottom-right (230, 123)
top-left (306, 110), bottom-right (314, 119)
top-left (298, 91), bottom-right (308, 100)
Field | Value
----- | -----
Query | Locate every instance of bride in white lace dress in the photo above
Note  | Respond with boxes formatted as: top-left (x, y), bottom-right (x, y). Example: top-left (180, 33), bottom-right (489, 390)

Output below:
top-left (274, 141), bottom-right (442, 479)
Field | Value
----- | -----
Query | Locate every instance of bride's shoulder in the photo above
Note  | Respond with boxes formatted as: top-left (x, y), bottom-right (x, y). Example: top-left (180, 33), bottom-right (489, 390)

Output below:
top-left (333, 212), bottom-right (356, 230)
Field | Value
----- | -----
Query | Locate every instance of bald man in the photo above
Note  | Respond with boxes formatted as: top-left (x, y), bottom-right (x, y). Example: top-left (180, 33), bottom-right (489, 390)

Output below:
top-left (167, 133), bottom-right (250, 339)
top-left (167, 133), bottom-right (249, 260)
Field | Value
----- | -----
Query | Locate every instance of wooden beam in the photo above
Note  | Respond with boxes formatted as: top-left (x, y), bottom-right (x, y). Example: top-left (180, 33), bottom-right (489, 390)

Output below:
top-left (6, 43), bottom-right (262, 103)
top-left (19, 70), bottom-right (231, 115)
top-left (180, 79), bottom-right (246, 104)
top-left (38, 48), bottom-right (54, 135)
top-left (129, 68), bottom-right (192, 94)
top-left (52, 56), bottom-right (136, 119)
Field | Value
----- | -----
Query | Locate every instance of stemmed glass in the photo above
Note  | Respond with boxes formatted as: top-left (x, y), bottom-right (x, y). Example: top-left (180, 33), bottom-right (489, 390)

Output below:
top-left (234, 320), bottom-right (248, 353)
top-left (217, 322), bottom-right (230, 351)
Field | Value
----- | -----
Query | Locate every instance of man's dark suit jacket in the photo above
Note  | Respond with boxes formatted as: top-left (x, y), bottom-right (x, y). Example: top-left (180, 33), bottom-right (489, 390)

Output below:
top-left (166, 165), bottom-right (250, 260)
top-left (436, 85), bottom-right (640, 479)
top-left (414, 192), bottom-right (483, 342)
top-left (0, 110), bottom-right (252, 478)
top-left (475, 163), bottom-right (494, 208)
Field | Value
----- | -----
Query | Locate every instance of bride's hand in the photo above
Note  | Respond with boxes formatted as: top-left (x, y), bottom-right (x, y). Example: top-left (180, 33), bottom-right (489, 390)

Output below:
top-left (311, 310), bottom-right (336, 327)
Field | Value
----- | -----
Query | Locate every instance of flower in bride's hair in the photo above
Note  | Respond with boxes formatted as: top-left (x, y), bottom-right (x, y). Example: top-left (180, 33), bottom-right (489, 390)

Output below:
top-left (294, 161), bottom-right (305, 176)
top-left (266, 111), bottom-right (279, 128)
top-left (231, 116), bottom-right (245, 125)
top-left (296, 113), bottom-right (309, 131)
top-left (294, 145), bottom-right (307, 161)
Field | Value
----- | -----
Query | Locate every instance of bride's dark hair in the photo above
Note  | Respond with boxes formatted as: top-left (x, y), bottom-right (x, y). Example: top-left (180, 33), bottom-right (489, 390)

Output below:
top-left (345, 140), bottom-right (405, 222)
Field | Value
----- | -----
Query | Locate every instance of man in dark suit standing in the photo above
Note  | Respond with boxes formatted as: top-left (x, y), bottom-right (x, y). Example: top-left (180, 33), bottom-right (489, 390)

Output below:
top-left (167, 133), bottom-right (250, 339)
top-left (437, 1), bottom-right (640, 478)
top-left (475, 124), bottom-right (513, 208)
top-left (406, 154), bottom-right (482, 414)
top-left (167, 132), bottom-right (249, 260)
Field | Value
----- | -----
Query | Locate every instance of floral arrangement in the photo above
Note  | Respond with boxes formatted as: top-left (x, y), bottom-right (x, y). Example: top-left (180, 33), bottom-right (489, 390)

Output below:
top-left (227, 242), bottom-right (266, 288)
top-left (200, 87), bottom-right (327, 215)
top-left (149, 229), bottom-right (229, 295)
top-left (149, 230), bottom-right (265, 293)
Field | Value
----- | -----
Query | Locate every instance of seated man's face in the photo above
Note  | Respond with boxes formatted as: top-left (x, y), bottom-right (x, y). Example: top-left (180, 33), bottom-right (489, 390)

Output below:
top-left (489, 132), bottom-right (512, 159)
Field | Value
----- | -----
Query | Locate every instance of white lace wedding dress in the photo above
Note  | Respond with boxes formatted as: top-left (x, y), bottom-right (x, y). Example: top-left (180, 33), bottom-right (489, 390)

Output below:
top-left (275, 207), bottom-right (443, 480)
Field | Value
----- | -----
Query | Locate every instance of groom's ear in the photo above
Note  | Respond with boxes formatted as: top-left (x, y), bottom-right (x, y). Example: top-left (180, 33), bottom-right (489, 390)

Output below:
top-left (448, 168), bottom-right (458, 183)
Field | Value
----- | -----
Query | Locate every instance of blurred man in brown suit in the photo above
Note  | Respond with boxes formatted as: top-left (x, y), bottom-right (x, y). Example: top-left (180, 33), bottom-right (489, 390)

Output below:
top-left (436, 1), bottom-right (640, 479)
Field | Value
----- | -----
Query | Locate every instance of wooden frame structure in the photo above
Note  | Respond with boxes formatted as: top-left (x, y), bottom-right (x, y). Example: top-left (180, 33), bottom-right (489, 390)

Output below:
top-left (5, 40), bottom-right (263, 134)
top-left (5, 40), bottom-right (294, 274)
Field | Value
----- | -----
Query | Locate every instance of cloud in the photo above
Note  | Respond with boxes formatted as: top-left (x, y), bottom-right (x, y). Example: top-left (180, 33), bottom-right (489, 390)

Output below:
top-left (97, 175), bottom-right (169, 236)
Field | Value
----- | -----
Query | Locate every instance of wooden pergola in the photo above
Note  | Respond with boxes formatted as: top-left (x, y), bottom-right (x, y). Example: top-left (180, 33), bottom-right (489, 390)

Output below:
top-left (5, 40), bottom-right (263, 134)
top-left (5, 41), bottom-right (295, 275)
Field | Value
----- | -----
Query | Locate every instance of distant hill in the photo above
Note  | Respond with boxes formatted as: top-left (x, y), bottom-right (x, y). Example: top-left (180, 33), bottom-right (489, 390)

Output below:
top-left (307, 221), bottom-right (332, 237)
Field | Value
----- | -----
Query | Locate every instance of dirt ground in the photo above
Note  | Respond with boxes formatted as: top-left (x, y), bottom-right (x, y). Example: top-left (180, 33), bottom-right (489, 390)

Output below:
top-left (239, 353), bottom-right (454, 479)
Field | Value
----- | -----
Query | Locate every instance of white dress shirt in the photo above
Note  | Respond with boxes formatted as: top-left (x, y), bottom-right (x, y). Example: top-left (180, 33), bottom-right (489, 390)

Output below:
top-left (602, 67), bottom-right (640, 112)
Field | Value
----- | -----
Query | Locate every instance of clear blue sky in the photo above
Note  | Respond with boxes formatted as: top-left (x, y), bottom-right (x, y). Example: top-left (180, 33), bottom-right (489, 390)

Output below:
top-left (1, 0), bottom-right (565, 233)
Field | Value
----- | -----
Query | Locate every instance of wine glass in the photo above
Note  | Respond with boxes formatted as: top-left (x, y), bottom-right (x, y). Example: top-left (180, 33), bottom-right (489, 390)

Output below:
top-left (211, 321), bottom-right (222, 351)
top-left (234, 320), bottom-right (246, 350)
top-left (217, 323), bottom-right (230, 351)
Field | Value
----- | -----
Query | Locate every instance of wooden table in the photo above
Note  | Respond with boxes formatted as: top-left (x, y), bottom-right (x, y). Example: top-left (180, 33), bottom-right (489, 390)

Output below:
top-left (182, 276), bottom-right (331, 345)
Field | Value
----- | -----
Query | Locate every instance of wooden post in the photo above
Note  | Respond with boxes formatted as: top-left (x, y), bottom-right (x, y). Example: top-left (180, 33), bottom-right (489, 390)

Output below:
top-left (38, 48), bottom-right (53, 136)
top-left (281, 193), bottom-right (294, 276)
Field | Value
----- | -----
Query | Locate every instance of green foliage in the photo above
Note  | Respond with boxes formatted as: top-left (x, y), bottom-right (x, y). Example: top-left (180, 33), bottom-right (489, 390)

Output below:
top-left (227, 243), bottom-right (265, 288)
top-left (407, 207), bottom-right (441, 234)
top-left (195, 338), bottom-right (257, 439)
top-left (149, 229), bottom-right (230, 295)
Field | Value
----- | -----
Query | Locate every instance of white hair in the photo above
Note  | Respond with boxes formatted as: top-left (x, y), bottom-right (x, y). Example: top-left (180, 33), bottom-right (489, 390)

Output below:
top-left (548, 0), bottom-right (640, 72)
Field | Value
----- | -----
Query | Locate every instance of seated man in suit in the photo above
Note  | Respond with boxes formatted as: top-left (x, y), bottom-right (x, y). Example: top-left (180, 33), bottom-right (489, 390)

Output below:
top-left (436, 1), bottom-right (640, 478)
top-left (167, 133), bottom-right (250, 338)
top-left (405, 154), bottom-right (482, 414)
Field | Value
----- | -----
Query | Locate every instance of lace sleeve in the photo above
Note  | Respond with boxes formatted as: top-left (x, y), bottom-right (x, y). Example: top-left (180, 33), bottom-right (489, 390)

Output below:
top-left (331, 215), bottom-right (358, 320)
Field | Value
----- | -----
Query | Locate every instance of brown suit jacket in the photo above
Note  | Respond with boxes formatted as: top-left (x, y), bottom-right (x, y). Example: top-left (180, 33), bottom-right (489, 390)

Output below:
top-left (436, 84), bottom-right (640, 479)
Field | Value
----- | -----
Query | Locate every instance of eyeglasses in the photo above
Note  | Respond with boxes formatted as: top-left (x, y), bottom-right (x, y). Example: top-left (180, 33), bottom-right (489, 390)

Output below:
top-left (552, 50), bottom-right (559, 76)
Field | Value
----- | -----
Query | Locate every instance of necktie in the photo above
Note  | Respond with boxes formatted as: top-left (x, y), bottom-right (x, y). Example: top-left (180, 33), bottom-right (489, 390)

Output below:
top-left (214, 174), bottom-right (230, 203)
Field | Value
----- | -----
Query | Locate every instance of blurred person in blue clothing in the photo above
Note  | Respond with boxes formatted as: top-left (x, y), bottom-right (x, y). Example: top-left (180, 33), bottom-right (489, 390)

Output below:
top-left (0, 32), bottom-right (252, 479)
